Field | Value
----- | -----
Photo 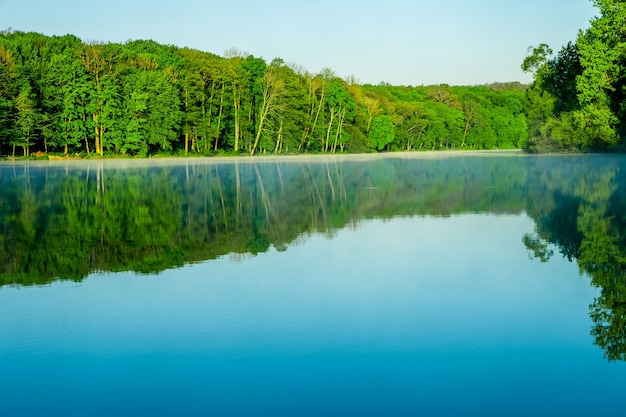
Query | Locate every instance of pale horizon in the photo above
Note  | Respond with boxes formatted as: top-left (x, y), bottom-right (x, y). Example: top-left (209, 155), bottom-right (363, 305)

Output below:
top-left (2, 0), bottom-right (597, 86)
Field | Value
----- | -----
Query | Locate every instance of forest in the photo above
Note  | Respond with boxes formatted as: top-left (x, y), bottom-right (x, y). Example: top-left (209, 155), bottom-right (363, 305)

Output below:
top-left (522, 0), bottom-right (626, 152)
top-left (0, 30), bottom-right (528, 158)
top-left (1, 1), bottom-right (624, 157)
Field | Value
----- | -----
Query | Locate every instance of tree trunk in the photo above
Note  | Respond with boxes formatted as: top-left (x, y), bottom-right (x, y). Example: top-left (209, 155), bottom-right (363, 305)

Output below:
top-left (324, 107), bottom-right (335, 152)
top-left (274, 121), bottom-right (283, 153)
top-left (250, 106), bottom-right (267, 156)
top-left (332, 107), bottom-right (345, 153)
top-left (461, 119), bottom-right (470, 147)
top-left (232, 83), bottom-right (240, 152)
top-left (215, 83), bottom-right (225, 151)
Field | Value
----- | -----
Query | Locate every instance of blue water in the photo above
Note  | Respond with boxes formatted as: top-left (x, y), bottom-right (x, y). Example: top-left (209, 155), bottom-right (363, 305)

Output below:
top-left (1, 214), bottom-right (624, 416)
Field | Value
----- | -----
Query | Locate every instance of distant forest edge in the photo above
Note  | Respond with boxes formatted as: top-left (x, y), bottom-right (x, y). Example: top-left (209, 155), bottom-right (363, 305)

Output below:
top-left (0, 0), bottom-right (624, 158)
top-left (0, 30), bottom-right (529, 158)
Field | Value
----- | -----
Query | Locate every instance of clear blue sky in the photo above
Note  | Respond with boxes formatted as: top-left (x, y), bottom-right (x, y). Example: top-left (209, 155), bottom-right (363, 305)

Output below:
top-left (2, 0), bottom-right (597, 86)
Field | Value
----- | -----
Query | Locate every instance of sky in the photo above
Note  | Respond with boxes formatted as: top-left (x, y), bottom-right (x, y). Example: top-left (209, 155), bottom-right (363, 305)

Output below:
top-left (2, 0), bottom-right (597, 86)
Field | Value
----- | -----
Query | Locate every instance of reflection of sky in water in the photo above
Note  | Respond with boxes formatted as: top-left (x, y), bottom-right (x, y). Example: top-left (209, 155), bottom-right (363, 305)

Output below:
top-left (1, 214), bottom-right (624, 417)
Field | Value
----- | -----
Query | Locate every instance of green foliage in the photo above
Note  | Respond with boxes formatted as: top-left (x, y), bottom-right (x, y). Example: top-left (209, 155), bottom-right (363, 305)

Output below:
top-left (121, 69), bottom-right (181, 155)
top-left (543, 42), bottom-right (582, 114)
top-left (0, 30), bottom-right (527, 157)
top-left (358, 84), bottom-right (527, 151)
top-left (523, 0), bottom-right (626, 151)
top-left (521, 43), bottom-right (553, 75)
top-left (368, 115), bottom-right (394, 150)
top-left (14, 84), bottom-right (37, 155)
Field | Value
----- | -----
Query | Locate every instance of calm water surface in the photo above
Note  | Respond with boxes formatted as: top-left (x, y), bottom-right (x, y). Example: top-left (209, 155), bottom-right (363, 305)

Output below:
top-left (0, 153), bottom-right (625, 416)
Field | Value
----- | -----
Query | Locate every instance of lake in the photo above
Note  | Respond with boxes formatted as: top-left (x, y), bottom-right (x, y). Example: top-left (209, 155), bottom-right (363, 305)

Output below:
top-left (1, 152), bottom-right (625, 416)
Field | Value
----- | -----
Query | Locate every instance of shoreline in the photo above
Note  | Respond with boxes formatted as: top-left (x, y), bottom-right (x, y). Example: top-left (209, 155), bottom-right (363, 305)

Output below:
top-left (1, 149), bottom-right (526, 168)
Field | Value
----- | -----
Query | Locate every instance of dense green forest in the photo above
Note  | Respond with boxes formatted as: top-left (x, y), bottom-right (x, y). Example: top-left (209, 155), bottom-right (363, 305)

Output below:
top-left (0, 30), bottom-right (528, 158)
top-left (522, 0), bottom-right (626, 152)
top-left (2, 1), bottom-right (625, 156)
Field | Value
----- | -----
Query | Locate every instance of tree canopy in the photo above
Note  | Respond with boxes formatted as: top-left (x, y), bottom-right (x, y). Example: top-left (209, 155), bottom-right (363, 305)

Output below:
top-left (522, 0), bottom-right (626, 152)
top-left (0, 30), bottom-right (528, 158)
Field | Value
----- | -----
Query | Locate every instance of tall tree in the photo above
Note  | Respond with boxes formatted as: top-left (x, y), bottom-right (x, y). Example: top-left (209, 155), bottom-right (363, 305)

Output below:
top-left (250, 64), bottom-right (284, 156)
top-left (368, 115), bottom-right (394, 151)
top-left (224, 49), bottom-right (249, 152)
top-left (13, 84), bottom-right (37, 156)
top-left (522, 1), bottom-right (626, 151)
top-left (43, 54), bottom-right (92, 154)
top-left (573, 0), bottom-right (625, 147)
top-left (324, 79), bottom-right (356, 153)
top-left (80, 43), bottom-right (122, 155)
top-left (0, 43), bottom-right (16, 149)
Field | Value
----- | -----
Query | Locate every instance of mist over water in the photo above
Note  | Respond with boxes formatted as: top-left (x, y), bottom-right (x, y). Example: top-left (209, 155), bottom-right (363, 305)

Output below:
top-left (1, 153), bottom-right (625, 416)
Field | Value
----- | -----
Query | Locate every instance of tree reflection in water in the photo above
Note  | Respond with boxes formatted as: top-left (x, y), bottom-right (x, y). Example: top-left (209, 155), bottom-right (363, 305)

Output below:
top-left (1, 153), bottom-right (626, 361)
top-left (524, 155), bottom-right (626, 362)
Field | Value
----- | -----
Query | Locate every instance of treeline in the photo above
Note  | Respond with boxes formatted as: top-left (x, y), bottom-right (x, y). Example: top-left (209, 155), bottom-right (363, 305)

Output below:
top-left (0, 30), bottom-right (528, 157)
top-left (521, 0), bottom-right (626, 152)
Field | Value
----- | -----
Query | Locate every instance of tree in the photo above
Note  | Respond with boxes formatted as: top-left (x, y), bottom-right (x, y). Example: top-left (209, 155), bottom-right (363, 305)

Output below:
top-left (178, 53), bottom-right (205, 154)
top-left (368, 115), bottom-right (394, 151)
top-left (224, 49), bottom-right (249, 152)
top-left (299, 72), bottom-right (327, 151)
top-left (80, 42), bottom-right (123, 155)
top-left (14, 84), bottom-right (37, 156)
top-left (521, 43), bottom-right (553, 76)
top-left (324, 79), bottom-right (356, 153)
top-left (0, 44), bottom-right (16, 150)
top-left (522, 1), bottom-right (626, 151)
top-left (119, 65), bottom-right (182, 156)
top-left (272, 62), bottom-right (308, 153)
top-left (573, 0), bottom-right (625, 147)
top-left (364, 95), bottom-right (382, 133)
top-left (250, 64), bottom-right (284, 156)
top-left (43, 54), bottom-right (91, 154)
top-left (461, 99), bottom-right (481, 147)
top-left (543, 42), bottom-right (582, 115)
